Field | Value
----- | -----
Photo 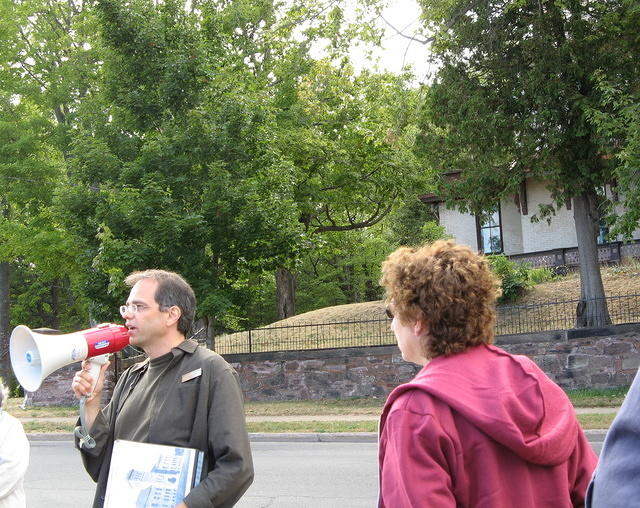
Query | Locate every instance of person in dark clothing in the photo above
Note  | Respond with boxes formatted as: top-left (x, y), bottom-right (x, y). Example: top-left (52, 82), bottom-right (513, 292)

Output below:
top-left (586, 366), bottom-right (640, 507)
top-left (71, 269), bottom-right (253, 508)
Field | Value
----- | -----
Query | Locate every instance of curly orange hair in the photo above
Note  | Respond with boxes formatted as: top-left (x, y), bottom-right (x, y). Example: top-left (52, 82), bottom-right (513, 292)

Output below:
top-left (380, 240), bottom-right (501, 359)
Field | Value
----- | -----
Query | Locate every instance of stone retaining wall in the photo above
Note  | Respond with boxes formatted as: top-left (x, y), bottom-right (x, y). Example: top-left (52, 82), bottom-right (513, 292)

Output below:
top-left (25, 323), bottom-right (640, 405)
top-left (226, 323), bottom-right (640, 401)
top-left (24, 362), bottom-right (118, 407)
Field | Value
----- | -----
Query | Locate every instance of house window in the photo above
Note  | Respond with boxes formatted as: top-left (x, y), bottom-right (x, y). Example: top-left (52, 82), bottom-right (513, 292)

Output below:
top-left (597, 220), bottom-right (609, 245)
top-left (477, 207), bottom-right (503, 254)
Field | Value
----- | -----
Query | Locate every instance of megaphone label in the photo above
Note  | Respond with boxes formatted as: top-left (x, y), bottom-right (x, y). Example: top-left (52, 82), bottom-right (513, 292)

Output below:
top-left (71, 347), bottom-right (84, 361)
top-left (94, 340), bottom-right (110, 350)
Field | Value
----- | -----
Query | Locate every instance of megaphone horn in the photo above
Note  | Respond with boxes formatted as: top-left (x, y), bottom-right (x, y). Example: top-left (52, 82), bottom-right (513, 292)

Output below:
top-left (10, 323), bottom-right (130, 392)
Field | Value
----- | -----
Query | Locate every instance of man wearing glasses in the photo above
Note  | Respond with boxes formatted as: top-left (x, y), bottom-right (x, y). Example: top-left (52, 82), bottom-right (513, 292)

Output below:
top-left (71, 269), bottom-right (253, 508)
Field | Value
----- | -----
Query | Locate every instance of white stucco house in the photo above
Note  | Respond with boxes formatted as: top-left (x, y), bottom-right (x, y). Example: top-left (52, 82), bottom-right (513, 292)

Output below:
top-left (420, 173), bottom-right (640, 268)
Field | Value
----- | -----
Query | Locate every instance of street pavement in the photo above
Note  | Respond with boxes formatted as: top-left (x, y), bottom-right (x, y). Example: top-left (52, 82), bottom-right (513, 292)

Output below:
top-left (25, 431), bottom-right (607, 508)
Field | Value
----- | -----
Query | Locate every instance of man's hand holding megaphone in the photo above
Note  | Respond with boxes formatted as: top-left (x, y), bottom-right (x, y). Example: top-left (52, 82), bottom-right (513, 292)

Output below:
top-left (9, 322), bottom-right (130, 448)
top-left (71, 357), bottom-right (112, 436)
top-left (72, 358), bottom-right (111, 401)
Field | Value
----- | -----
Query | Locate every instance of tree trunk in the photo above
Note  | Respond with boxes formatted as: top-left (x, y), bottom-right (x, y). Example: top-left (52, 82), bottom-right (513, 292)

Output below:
top-left (573, 190), bottom-right (611, 327)
top-left (51, 279), bottom-right (60, 330)
top-left (204, 316), bottom-right (216, 350)
top-left (0, 195), bottom-right (11, 383)
top-left (276, 268), bottom-right (296, 320)
top-left (0, 261), bottom-right (10, 383)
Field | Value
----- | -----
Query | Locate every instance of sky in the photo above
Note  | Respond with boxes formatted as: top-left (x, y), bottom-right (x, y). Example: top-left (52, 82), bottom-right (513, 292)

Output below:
top-left (350, 0), bottom-right (432, 82)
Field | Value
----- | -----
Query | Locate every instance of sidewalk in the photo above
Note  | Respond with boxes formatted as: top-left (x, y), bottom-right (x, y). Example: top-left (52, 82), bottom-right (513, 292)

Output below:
top-left (574, 407), bottom-right (619, 414)
top-left (17, 406), bottom-right (619, 424)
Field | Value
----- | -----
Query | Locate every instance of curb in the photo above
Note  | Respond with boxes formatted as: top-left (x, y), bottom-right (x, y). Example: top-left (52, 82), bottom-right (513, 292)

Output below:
top-left (249, 432), bottom-right (378, 443)
top-left (584, 429), bottom-right (608, 441)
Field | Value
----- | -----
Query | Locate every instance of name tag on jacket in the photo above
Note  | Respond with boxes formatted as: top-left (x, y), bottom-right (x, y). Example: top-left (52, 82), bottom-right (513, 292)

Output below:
top-left (181, 368), bottom-right (202, 383)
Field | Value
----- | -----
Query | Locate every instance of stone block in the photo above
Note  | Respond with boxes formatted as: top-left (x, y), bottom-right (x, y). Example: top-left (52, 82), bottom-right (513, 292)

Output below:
top-left (590, 372), bottom-right (613, 386)
top-left (614, 372), bottom-right (635, 386)
top-left (604, 342), bottom-right (633, 355)
top-left (566, 354), bottom-right (590, 370)
top-left (532, 355), bottom-right (563, 376)
top-left (622, 354), bottom-right (640, 370)
top-left (588, 355), bottom-right (615, 370)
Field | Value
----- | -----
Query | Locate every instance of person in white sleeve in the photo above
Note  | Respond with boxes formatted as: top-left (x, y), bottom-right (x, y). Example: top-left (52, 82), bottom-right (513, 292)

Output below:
top-left (0, 378), bottom-right (29, 508)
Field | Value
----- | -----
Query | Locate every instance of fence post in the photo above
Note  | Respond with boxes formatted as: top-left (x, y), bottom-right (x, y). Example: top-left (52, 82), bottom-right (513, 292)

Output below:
top-left (248, 329), bottom-right (252, 353)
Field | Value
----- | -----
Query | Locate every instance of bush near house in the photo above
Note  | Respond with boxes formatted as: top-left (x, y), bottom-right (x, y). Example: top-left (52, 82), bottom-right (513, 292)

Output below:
top-left (488, 255), bottom-right (556, 303)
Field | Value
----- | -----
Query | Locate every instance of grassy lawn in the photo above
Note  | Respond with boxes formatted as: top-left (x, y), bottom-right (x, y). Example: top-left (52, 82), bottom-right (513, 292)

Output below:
top-left (245, 397), bottom-right (384, 416)
top-left (5, 386), bottom-right (625, 434)
top-left (214, 266), bottom-right (640, 354)
top-left (14, 417), bottom-right (615, 434)
top-left (21, 420), bottom-right (76, 433)
top-left (245, 387), bottom-right (629, 416)
top-left (4, 398), bottom-right (78, 418)
top-left (565, 387), bottom-right (628, 407)
top-left (577, 413), bottom-right (617, 430)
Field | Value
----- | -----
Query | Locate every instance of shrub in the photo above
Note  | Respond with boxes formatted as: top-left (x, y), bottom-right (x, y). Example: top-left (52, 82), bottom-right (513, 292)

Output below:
top-left (488, 255), bottom-right (531, 302)
top-left (488, 256), bottom-right (559, 302)
top-left (527, 266), bottom-right (557, 284)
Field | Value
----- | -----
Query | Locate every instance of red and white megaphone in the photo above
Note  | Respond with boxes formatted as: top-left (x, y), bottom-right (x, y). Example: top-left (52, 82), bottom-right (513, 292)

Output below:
top-left (10, 323), bottom-right (130, 392)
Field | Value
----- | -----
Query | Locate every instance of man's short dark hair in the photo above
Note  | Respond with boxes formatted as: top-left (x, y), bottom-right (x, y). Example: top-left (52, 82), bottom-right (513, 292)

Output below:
top-left (124, 269), bottom-right (196, 336)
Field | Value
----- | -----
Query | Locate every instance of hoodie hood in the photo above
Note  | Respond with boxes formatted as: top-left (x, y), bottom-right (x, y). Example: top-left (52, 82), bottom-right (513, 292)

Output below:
top-left (382, 344), bottom-right (578, 466)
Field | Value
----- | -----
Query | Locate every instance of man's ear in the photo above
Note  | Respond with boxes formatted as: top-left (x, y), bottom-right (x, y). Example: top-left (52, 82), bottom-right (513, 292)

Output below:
top-left (166, 306), bottom-right (182, 328)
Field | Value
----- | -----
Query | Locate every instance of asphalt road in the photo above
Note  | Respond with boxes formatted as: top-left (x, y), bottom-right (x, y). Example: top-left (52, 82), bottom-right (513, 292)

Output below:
top-left (25, 433), bottom-right (606, 508)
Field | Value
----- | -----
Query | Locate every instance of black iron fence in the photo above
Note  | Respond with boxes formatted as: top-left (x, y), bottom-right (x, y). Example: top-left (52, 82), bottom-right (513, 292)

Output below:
top-left (496, 293), bottom-right (640, 335)
top-left (509, 239), bottom-right (640, 270)
top-left (213, 293), bottom-right (640, 355)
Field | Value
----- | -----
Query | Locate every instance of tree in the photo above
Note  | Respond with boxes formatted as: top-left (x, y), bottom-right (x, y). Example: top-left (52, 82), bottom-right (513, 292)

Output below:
top-left (416, 0), bottom-right (640, 327)
top-left (49, 0), bottom-right (305, 335)
top-left (0, 98), bottom-right (70, 382)
top-left (71, 0), bottom-right (423, 327)
top-left (0, 0), bottom-right (100, 364)
top-left (270, 59), bottom-right (424, 318)
top-left (0, 0), bottom-right (424, 338)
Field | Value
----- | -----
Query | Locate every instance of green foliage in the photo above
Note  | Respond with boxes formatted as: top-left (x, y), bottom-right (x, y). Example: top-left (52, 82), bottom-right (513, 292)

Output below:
top-left (382, 197), bottom-right (448, 247)
top-left (586, 69), bottom-right (640, 240)
top-left (416, 0), bottom-right (640, 320)
top-left (527, 266), bottom-right (557, 285)
top-left (11, 382), bottom-right (22, 398)
top-left (488, 255), bottom-right (531, 303)
top-left (565, 386), bottom-right (629, 408)
top-left (0, 0), bottom-right (425, 335)
top-left (296, 229), bottom-right (390, 315)
top-left (488, 255), bottom-right (558, 303)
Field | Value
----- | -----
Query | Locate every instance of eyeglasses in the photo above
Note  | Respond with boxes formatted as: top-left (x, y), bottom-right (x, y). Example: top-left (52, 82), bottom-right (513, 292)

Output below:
top-left (119, 303), bottom-right (149, 317)
top-left (385, 308), bottom-right (394, 319)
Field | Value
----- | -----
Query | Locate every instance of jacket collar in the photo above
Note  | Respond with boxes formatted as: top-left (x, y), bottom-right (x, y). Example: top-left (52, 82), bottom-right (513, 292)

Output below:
top-left (129, 339), bottom-right (199, 373)
top-left (174, 339), bottom-right (199, 354)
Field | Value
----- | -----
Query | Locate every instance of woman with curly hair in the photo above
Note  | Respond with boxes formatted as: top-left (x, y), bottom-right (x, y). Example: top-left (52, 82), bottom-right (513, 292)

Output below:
top-left (0, 378), bottom-right (29, 508)
top-left (378, 240), bottom-right (596, 508)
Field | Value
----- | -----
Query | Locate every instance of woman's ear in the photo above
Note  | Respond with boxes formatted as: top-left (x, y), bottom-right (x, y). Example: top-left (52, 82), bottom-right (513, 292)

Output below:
top-left (413, 319), bottom-right (429, 337)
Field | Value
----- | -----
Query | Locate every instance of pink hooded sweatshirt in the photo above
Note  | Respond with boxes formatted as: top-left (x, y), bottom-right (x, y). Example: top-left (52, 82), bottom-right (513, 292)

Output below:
top-left (379, 344), bottom-right (597, 508)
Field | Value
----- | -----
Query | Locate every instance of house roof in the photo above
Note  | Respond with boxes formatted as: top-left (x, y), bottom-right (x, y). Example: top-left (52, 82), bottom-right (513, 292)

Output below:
top-left (418, 170), bottom-right (462, 204)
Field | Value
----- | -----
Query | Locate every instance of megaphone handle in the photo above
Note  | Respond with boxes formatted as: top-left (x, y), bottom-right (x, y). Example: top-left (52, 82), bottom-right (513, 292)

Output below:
top-left (87, 354), bottom-right (110, 394)
top-left (75, 354), bottom-right (110, 449)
